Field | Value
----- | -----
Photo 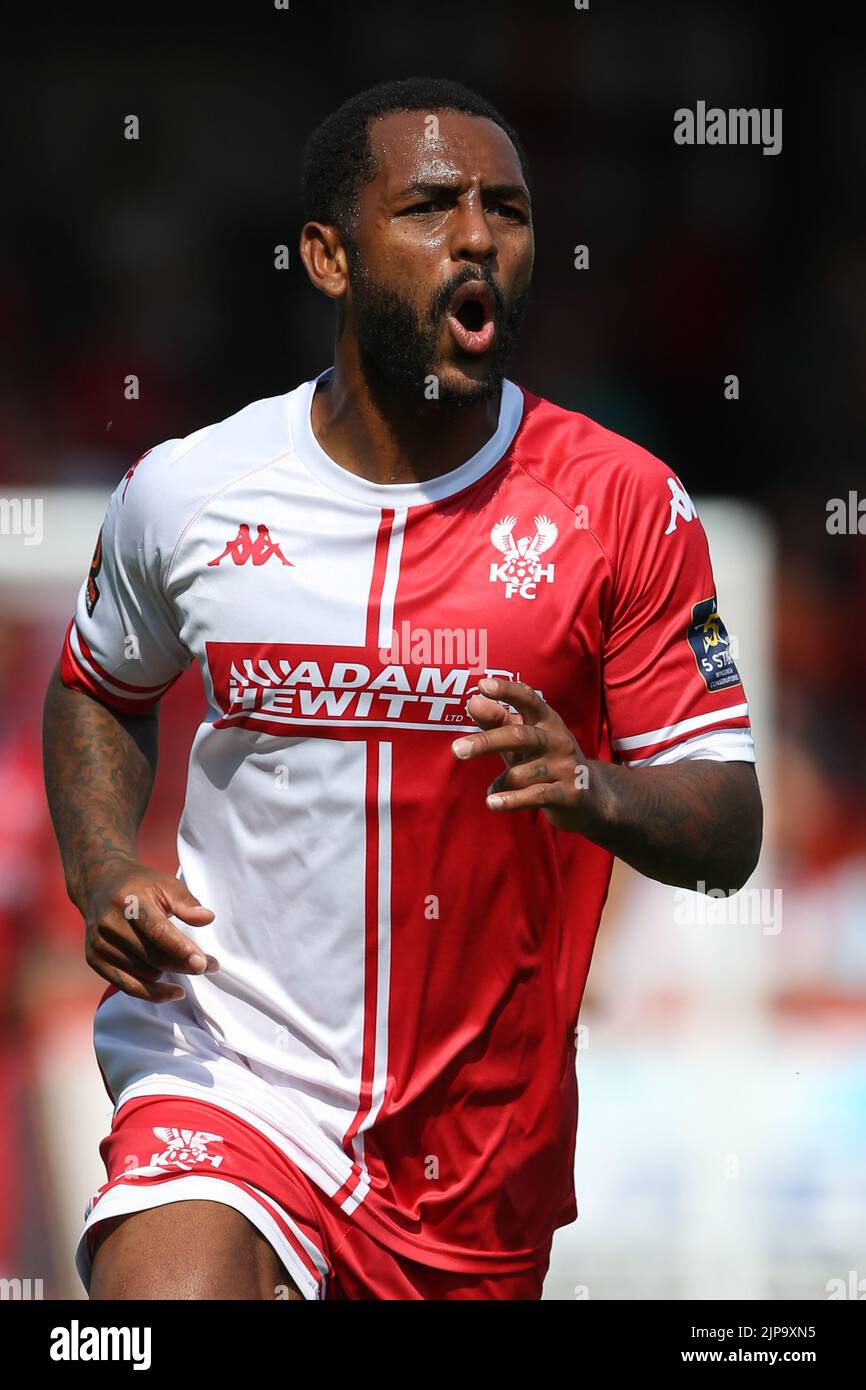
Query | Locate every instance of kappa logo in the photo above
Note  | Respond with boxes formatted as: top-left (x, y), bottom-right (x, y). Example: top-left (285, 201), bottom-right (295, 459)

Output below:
top-left (208, 523), bottom-right (293, 567)
top-left (120, 448), bottom-right (152, 504)
top-left (489, 514), bottom-right (558, 600)
top-left (150, 1127), bottom-right (225, 1170)
top-left (664, 476), bottom-right (697, 534)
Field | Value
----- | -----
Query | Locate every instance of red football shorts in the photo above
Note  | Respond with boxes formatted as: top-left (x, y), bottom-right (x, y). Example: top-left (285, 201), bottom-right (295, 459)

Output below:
top-left (78, 1093), bottom-right (551, 1300)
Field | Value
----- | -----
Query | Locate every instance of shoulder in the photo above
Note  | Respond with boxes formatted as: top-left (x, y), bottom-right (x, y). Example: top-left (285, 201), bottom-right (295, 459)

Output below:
top-left (109, 391), bottom-right (294, 546)
top-left (512, 382), bottom-right (685, 503)
top-left (510, 383), bottom-right (699, 553)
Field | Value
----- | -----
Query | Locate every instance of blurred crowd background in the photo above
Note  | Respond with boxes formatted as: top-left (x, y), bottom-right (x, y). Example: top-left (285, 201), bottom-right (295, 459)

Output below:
top-left (0, 0), bottom-right (864, 1297)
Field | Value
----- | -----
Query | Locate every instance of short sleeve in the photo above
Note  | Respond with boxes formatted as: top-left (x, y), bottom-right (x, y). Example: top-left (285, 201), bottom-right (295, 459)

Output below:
top-left (60, 444), bottom-right (191, 714)
top-left (602, 464), bottom-right (755, 767)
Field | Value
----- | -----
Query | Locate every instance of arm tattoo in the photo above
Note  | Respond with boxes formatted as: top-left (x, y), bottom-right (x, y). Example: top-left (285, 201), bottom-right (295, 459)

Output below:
top-left (581, 758), bottom-right (763, 893)
top-left (42, 662), bottom-right (158, 910)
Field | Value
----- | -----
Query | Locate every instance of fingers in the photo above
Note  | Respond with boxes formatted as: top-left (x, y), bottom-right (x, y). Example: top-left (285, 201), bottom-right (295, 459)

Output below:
top-left (87, 915), bottom-right (198, 1003)
top-left (465, 693), bottom-right (525, 769)
top-left (102, 916), bottom-right (219, 976)
top-left (455, 678), bottom-right (549, 762)
top-left (488, 757), bottom-right (555, 795)
top-left (87, 951), bottom-right (186, 1005)
top-left (87, 915), bottom-right (202, 1002)
top-left (452, 721), bottom-right (547, 763)
top-left (95, 934), bottom-right (166, 981)
top-left (161, 882), bottom-right (216, 927)
top-left (87, 872), bottom-right (220, 1006)
top-left (121, 907), bottom-right (211, 974)
top-left (121, 885), bottom-right (217, 974)
top-left (476, 676), bottom-right (547, 722)
top-left (454, 680), bottom-right (590, 825)
top-left (108, 970), bottom-right (185, 1005)
top-left (465, 691), bottom-right (516, 729)
top-left (486, 781), bottom-right (569, 813)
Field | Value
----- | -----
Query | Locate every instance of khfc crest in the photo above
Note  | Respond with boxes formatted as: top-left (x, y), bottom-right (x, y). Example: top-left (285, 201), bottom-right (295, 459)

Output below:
top-left (150, 1127), bottom-right (225, 1171)
top-left (489, 514), bottom-right (558, 600)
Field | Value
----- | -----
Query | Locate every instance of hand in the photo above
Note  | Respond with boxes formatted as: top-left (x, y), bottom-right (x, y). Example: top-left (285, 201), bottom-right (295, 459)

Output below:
top-left (451, 677), bottom-right (599, 832)
top-left (83, 859), bottom-right (218, 1004)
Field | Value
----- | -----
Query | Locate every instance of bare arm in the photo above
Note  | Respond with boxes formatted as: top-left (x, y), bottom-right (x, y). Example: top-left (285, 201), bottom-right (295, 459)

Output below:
top-left (453, 677), bottom-right (762, 894)
top-left (43, 661), bottom-right (158, 908)
top-left (553, 757), bottom-right (762, 892)
top-left (43, 662), bottom-right (216, 1002)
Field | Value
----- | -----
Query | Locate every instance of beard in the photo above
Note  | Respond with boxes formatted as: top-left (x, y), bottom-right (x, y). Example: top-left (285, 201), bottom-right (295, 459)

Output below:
top-left (346, 248), bottom-right (530, 407)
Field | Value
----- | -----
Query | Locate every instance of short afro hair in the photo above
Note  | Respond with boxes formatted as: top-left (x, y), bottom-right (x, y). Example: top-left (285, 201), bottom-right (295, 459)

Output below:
top-left (302, 76), bottom-right (530, 242)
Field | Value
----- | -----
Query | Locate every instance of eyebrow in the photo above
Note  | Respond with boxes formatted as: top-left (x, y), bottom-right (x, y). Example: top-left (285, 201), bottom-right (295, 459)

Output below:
top-left (395, 180), bottom-right (530, 204)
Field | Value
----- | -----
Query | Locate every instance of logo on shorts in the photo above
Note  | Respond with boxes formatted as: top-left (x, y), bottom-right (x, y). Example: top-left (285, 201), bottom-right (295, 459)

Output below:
top-left (150, 1127), bottom-right (225, 1170)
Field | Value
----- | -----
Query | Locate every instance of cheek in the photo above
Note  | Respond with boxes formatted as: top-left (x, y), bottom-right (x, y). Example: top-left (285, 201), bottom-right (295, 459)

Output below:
top-left (380, 222), bottom-right (451, 282)
top-left (370, 248), bottom-right (447, 315)
top-left (504, 244), bottom-right (534, 296)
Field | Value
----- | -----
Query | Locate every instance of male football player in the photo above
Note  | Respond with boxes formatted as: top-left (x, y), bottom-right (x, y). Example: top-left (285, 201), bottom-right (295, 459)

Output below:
top-left (43, 76), bottom-right (762, 1300)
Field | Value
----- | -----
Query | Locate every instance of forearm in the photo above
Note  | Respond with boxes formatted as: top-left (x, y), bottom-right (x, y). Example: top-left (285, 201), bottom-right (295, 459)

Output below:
top-left (42, 662), bottom-right (158, 910)
top-left (574, 758), bottom-right (763, 893)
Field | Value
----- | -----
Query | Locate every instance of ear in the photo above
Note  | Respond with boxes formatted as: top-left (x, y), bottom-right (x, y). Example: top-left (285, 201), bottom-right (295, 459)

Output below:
top-left (298, 221), bottom-right (350, 302)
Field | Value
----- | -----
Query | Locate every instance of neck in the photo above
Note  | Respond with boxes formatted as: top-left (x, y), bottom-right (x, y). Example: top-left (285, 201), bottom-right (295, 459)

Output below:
top-left (309, 342), bottom-right (503, 486)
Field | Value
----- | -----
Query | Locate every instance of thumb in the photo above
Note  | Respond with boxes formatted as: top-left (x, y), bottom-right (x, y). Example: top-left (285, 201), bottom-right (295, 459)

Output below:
top-left (162, 880), bottom-right (215, 927)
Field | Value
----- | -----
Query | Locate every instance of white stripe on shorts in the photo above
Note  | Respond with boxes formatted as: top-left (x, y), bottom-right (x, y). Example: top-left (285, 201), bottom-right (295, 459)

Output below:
top-left (75, 1173), bottom-right (327, 1300)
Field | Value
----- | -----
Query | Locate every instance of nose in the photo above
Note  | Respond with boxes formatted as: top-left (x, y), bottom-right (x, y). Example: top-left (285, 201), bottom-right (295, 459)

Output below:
top-left (450, 193), bottom-right (497, 266)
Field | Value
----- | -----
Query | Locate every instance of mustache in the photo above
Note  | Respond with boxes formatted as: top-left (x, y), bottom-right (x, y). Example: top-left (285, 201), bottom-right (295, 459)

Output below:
top-left (429, 267), bottom-right (506, 323)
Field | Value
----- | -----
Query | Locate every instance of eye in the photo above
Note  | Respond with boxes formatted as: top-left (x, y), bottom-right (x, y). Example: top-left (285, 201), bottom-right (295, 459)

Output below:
top-left (491, 203), bottom-right (527, 222)
top-left (399, 201), bottom-right (442, 215)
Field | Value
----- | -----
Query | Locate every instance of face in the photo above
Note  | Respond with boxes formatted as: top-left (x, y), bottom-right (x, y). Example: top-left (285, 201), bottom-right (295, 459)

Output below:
top-left (343, 109), bottom-right (534, 405)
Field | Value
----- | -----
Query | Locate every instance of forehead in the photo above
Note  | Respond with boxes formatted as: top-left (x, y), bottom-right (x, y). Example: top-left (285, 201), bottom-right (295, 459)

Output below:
top-left (365, 108), bottom-right (524, 194)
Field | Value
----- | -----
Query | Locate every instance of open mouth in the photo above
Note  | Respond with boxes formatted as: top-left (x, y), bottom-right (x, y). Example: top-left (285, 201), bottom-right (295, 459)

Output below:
top-left (446, 280), bottom-right (497, 354)
top-left (456, 298), bottom-right (486, 333)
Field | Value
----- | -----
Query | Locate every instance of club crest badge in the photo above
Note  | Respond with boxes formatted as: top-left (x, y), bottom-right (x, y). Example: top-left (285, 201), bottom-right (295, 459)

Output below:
top-left (150, 1127), bottom-right (225, 1171)
top-left (489, 514), bottom-right (558, 600)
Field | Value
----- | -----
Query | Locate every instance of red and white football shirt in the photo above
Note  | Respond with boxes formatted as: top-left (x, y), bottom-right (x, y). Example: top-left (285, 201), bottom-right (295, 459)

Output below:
top-left (61, 367), bottom-right (755, 1270)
